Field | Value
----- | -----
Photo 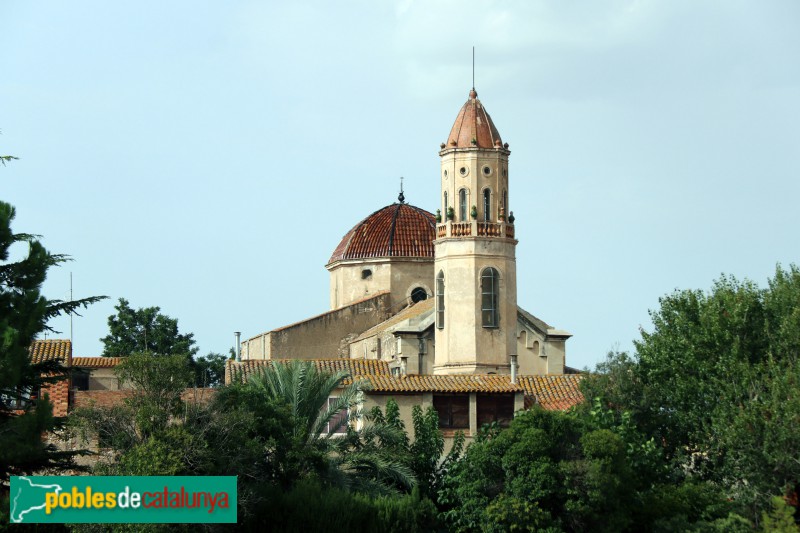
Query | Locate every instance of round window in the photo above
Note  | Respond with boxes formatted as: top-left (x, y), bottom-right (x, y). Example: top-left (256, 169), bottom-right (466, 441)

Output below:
top-left (410, 287), bottom-right (428, 303)
top-left (459, 166), bottom-right (468, 176)
top-left (482, 166), bottom-right (492, 176)
top-left (443, 169), bottom-right (448, 179)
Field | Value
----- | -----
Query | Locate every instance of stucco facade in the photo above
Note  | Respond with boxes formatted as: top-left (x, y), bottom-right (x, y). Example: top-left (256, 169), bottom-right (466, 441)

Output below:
top-left (241, 292), bottom-right (391, 360)
top-left (328, 257), bottom-right (433, 312)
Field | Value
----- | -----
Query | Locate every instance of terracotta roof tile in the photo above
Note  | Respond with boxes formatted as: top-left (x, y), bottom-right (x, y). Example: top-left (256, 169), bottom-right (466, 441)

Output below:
top-left (72, 357), bottom-right (124, 368)
top-left (29, 339), bottom-right (71, 364)
top-left (446, 89), bottom-right (503, 149)
top-left (328, 203), bottom-right (436, 264)
top-left (225, 359), bottom-right (583, 411)
top-left (362, 374), bottom-right (523, 393)
top-left (518, 375), bottom-right (585, 411)
top-left (226, 358), bottom-right (391, 385)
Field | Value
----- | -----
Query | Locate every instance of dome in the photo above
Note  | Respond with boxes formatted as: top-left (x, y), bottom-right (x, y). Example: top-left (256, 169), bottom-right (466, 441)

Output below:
top-left (328, 202), bottom-right (436, 264)
top-left (446, 89), bottom-right (503, 149)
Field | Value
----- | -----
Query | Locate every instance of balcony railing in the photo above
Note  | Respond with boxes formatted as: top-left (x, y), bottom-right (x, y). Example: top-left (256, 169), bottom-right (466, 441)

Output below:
top-left (435, 221), bottom-right (515, 240)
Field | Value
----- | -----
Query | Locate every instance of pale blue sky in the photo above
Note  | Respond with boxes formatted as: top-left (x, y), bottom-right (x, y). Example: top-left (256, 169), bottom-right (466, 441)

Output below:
top-left (3, 1), bottom-right (799, 369)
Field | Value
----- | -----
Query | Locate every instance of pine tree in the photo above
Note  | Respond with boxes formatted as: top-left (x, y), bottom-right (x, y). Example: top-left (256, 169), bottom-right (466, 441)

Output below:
top-left (0, 200), bottom-right (105, 482)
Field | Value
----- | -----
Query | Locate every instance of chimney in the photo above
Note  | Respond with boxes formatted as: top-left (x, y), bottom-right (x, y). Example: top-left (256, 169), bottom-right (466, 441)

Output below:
top-left (234, 332), bottom-right (241, 362)
top-left (510, 354), bottom-right (518, 384)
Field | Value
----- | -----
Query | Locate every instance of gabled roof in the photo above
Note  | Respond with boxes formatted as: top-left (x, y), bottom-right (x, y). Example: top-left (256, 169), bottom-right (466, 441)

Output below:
top-left (353, 299), bottom-right (434, 342)
top-left (29, 339), bottom-right (72, 364)
top-left (225, 358), bottom-right (391, 385)
top-left (225, 359), bottom-right (585, 411)
top-left (517, 307), bottom-right (572, 339)
top-left (363, 374), bottom-right (522, 393)
top-left (518, 375), bottom-right (585, 411)
top-left (72, 357), bottom-right (123, 368)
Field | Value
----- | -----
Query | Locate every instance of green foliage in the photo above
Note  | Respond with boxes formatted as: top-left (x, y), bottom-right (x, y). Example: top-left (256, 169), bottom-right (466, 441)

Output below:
top-left (440, 407), bottom-right (738, 532)
top-left (101, 298), bottom-right (197, 357)
top-left (409, 403), bottom-right (463, 502)
top-left (246, 361), bottom-right (415, 494)
top-left (192, 350), bottom-right (229, 387)
top-left (760, 497), bottom-right (800, 532)
top-left (0, 200), bottom-right (104, 482)
top-left (70, 353), bottom-right (202, 474)
top-left (582, 265), bottom-right (800, 521)
top-left (115, 353), bottom-right (192, 437)
top-left (246, 478), bottom-right (440, 532)
top-left (117, 426), bottom-right (203, 476)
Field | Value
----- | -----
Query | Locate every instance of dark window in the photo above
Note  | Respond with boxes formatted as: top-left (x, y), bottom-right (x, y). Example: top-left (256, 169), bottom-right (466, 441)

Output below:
top-left (436, 271), bottom-right (445, 329)
top-left (502, 190), bottom-right (507, 217)
top-left (411, 287), bottom-right (428, 303)
top-left (443, 191), bottom-right (448, 217)
top-left (72, 370), bottom-right (90, 391)
top-left (477, 394), bottom-right (514, 428)
top-left (481, 267), bottom-right (499, 327)
top-left (327, 397), bottom-right (348, 434)
top-left (361, 269), bottom-right (372, 280)
top-left (434, 395), bottom-right (469, 429)
top-left (483, 189), bottom-right (491, 221)
top-left (459, 189), bottom-right (467, 221)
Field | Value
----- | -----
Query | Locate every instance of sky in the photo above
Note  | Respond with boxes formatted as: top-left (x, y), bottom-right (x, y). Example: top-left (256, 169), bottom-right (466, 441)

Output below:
top-left (2, 1), bottom-right (799, 370)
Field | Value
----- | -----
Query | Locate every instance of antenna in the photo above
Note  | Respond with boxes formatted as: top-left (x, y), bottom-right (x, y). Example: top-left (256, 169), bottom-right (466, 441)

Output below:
top-left (70, 272), bottom-right (73, 344)
top-left (472, 46), bottom-right (475, 89)
top-left (398, 176), bottom-right (405, 204)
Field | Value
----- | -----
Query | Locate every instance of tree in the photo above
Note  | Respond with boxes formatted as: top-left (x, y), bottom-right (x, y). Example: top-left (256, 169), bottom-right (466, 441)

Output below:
top-left (246, 360), bottom-right (415, 494)
top-left (100, 298), bottom-right (197, 357)
top-left (193, 351), bottom-right (231, 388)
top-left (582, 265), bottom-right (800, 523)
top-left (439, 407), bottom-right (741, 532)
top-left (0, 200), bottom-right (105, 483)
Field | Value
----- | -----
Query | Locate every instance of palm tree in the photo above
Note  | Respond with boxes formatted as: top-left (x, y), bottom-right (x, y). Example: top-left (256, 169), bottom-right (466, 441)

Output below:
top-left (247, 360), bottom-right (415, 494)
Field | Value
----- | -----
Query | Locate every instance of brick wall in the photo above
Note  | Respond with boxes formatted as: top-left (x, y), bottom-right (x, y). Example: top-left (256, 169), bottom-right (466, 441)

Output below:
top-left (42, 375), bottom-right (71, 417)
top-left (73, 388), bottom-right (217, 409)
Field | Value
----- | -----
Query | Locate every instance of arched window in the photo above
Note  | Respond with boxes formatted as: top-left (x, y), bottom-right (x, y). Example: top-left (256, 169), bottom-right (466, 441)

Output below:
top-left (459, 189), bottom-right (467, 221)
top-left (443, 191), bottom-right (448, 217)
top-left (502, 190), bottom-right (507, 217)
top-left (481, 267), bottom-right (499, 327)
top-left (436, 271), bottom-right (445, 329)
top-left (483, 189), bottom-right (491, 221)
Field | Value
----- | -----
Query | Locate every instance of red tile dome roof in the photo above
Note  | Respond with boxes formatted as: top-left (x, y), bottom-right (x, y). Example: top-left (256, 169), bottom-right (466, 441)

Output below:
top-left (328, 202), bottom-right (436, 264)
top-left (446, 89), bottom-right (503, 149)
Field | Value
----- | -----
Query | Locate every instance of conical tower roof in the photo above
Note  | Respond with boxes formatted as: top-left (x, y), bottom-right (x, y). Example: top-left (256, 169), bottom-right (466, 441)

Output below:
top-left (445, 89), bottom-right (503, 149)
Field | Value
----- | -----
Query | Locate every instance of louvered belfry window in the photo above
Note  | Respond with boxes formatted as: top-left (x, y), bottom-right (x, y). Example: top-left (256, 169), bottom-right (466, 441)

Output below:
top-left (481, 267), bottom-right (499, 327)
top-left (436, 271), bottom-right (445, 329)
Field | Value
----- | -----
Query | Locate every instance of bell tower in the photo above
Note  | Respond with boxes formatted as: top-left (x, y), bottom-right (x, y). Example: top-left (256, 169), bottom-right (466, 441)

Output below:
top-left (433, 88), bottom-right (518, 375)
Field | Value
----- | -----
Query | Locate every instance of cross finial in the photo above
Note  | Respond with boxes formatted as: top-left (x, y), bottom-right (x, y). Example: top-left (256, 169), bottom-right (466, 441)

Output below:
top-left (472, 46), bottom-right (475, 90)
top-left (398, 176), bottom-right (405, 204)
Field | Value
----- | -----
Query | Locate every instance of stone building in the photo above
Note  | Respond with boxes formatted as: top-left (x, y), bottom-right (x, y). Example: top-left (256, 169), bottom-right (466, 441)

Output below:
top-left (231, 87), bottom-right (584, 439)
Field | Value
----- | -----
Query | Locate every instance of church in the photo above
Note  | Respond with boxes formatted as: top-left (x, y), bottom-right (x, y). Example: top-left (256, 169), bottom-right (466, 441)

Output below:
top-left (227, 87), bottom-right (583, 438)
